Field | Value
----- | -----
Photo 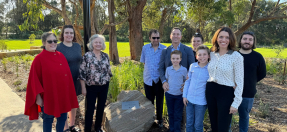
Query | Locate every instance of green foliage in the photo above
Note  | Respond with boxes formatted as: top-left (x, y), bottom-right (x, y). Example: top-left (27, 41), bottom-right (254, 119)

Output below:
top-left (1, 58), bottom-right (8, 72)
top-left (108, 60), bottom-right (144, 102)
top-left (29, 34), bottom-right (36, 44)
top-left (0, 39), bottom-right (7, 52)
top-left (14, 56), bottom-right (21, 77)
top-left (13, 80), bottom-right (22, 86)
top-left (258, 99), bottom-right (269, 118)
top-left (19, 0), bottom-right (44, 31)
top-left (52, 29), bottom-right (61, 38)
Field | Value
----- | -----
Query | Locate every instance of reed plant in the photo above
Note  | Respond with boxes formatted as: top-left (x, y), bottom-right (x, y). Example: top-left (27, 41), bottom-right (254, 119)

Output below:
top-left (1, 58), bottom-right (8, 72)
top-left (14, 56), bottom-right (21, 77)
top-left (108, 59), bottom-right (144, 102)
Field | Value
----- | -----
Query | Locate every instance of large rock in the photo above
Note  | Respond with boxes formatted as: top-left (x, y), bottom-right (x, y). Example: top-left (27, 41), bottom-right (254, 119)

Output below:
top-left (104, 90), bottom-right (155, 132)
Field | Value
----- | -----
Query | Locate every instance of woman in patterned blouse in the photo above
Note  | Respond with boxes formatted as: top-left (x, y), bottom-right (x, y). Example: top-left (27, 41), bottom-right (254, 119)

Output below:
top-left (206, 27), bottom-right (244, 132)
top-left (79, 34), bottom-right (112, 132)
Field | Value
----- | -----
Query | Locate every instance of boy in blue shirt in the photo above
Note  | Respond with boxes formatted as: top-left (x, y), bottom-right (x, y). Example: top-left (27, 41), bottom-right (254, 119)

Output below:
top-left (164, 50), bottom-right (187, 132)
top-left (183, 45), bottom-right (210, 132)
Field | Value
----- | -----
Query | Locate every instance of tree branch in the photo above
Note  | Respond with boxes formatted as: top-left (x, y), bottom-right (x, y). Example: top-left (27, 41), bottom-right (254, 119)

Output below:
top-left (247, 0), bottom-right (257, 23)
top-left (99, 17), bottom-right (129, 34)
top-left (69, 0), bottom-right (79, 25)
top-left (42, 1), bottom-right (62, 15)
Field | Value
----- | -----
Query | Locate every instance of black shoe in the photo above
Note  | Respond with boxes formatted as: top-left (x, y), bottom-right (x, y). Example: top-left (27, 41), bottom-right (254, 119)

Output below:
top-left (158, 120), bottom-right (163, 128)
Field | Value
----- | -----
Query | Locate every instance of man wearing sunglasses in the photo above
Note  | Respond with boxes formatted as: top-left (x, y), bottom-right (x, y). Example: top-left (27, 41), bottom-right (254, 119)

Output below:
top-left (229, 31), bottom-right (266, 132)
top-left (140, 29), bottom-right (166, 128)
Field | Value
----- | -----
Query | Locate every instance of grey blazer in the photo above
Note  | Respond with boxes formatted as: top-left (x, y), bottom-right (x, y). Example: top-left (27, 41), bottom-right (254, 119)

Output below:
top-left (158, 43), bottom-right (195, 83)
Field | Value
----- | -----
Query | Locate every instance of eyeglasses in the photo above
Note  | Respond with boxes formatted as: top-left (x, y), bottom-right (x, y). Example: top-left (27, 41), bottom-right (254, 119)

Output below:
top-left (152, 37), bottom-right (160, 40)
top-left (47, 40), bottom-right (58, 44)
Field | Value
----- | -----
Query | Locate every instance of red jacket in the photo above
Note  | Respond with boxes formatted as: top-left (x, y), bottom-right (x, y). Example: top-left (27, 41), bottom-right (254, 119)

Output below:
top-left (25, 49), bottom-right (79, 120)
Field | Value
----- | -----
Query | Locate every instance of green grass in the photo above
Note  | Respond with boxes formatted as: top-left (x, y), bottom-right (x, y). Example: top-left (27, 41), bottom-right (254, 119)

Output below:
top-left (4, 39), bottom-right (287, 58)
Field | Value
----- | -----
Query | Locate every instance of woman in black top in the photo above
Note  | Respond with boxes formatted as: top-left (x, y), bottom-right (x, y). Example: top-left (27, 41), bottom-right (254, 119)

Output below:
top-left (191, 29), bottom-right (204, 62)
top-left (56, 25), bottom-right (82, 132)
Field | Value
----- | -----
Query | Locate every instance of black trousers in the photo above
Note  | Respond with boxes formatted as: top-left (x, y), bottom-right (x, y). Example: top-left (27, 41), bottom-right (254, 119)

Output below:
top-left (144, 81), bottom-right (164, 121)
top-left (206, 82), bottom-right (234, 132)
top-left (85, 83), bottom-right (109, 132)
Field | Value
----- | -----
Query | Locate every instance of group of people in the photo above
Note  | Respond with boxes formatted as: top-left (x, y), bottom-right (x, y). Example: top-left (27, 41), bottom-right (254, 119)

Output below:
top-left (141, 27), bottom-right (266, 132)
top-left (23, 24), bottom-right (266, 132)
top-left (24, 25), bottom-right (111, 132)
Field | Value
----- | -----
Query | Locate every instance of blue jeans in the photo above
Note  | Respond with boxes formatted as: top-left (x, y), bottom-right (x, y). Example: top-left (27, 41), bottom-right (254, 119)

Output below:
top-left (186, 102), bottom-right (207, 132)
top-left (229, 97), bottom-right (254, 132)
top-left (41, 107), bottom-right (67, 132)
top-left (165, 92), bottom-right (184, 132)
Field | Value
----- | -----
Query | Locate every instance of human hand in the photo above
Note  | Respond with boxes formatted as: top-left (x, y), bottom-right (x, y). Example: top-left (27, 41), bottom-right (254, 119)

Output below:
top-left (180, 84), bottom-right (184, 92)
top-left (186, 75), bottom-right (189, 80)
top-left (82, 87), bottom-right (87, 96)
top-left (163, 82), bottom-right (169, 92)
top-left (233, 83), bottom-right (237, 90)
top-left (229, 106), bottom-right (238, 114)
top-left (183, 98), bottom-right (188, 106)
top-left (36, 94), bottom-right (43, 107)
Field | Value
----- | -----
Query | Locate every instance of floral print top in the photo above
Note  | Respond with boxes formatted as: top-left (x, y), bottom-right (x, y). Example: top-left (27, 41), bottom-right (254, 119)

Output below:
top-left (79, 51), bottom-right (112, 86)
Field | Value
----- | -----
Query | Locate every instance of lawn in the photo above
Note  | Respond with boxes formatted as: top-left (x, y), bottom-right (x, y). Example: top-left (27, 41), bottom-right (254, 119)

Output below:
top-left (4, 39), bottom-right (287, 58)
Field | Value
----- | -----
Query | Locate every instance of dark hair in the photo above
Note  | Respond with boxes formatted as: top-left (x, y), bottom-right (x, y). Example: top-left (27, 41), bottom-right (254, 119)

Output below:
top-left (59, 25), bottom-right (77, 42)
top-left (41, 32), bottom-right (57, 49)
top-left (192, 29), bottom-right (204, 42)
top-left (170, 50), bottom-right (182, 58)
top-left (149, 29), bottom-right (159, 38)
top-left (196, 45), bottom-right (210, 56)
top-left (171, 27), bottom-right (182, 34)
top-left (211, 27), bottom-right (237, 52)
top-left (238, 31), bottom-right (256, 49)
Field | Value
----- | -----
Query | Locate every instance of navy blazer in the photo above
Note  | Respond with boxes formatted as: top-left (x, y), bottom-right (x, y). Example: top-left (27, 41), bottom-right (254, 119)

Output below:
top-left (158, 43), bottom-right (195, 83)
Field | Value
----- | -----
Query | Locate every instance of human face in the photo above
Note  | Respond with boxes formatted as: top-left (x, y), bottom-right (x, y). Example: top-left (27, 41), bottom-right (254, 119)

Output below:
top-left (63, 28), bottom-right (74, 43)
top-left (43, 35), bottom-right (57, 52)
top-left (171, 54), bottom-right (181, 67)
top-left (196, 49), bottom-right (209, 64)
top-left (170, 29), bottom-right (182, 44)
top-left (92, 37), bottom-right (103, 51)
top-left (149, 33), bottom-right (160, 46)
top-left (192, 37), bottom-right (203, 50)
top-left (240, 34), bottom-right (254, 50)
top-left (217, 31), bottom-right (230, 50)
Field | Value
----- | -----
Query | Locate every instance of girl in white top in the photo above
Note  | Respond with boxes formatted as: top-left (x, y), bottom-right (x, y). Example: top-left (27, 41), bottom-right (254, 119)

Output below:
top-left (206, 27), bottom-right (244, 132)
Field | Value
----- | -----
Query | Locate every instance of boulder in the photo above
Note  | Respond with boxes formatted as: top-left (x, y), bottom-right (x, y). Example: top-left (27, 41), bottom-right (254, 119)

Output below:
top-left (104, 90), bottom-right (155, 132)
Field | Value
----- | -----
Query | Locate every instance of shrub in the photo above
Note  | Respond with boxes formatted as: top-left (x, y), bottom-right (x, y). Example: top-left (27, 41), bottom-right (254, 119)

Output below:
top-left (1, 58), bottom-right (8, 72)
top-left (29, 34), bottom-right (36, 44)
top-left (108, 60), bottom-right (144, 102)
top-left (13, 80), bottom-right (22, 86)
top-left (258, 99), bottom-right (269, 118)
top-left (0, 40), bottom-right (7, 52)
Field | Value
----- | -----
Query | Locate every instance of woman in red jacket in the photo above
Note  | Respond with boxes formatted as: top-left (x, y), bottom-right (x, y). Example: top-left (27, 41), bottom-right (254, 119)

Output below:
top-left (24, 32), bottom-right (79, 132)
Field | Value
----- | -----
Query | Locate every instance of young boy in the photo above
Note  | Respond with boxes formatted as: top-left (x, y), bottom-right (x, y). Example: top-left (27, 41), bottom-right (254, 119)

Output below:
top-left (183, 45), bottom-right (210, 132)
top-left (164, 50), bottom-right (187, 132)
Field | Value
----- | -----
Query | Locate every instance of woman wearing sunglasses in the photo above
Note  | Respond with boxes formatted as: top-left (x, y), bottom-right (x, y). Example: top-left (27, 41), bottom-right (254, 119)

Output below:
top-left (56, 25), bottom-right (82, 132)
top-left (24, 32), bottom-right (79, 132)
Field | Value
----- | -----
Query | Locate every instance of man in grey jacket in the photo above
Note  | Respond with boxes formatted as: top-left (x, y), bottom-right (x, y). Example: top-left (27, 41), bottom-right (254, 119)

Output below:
top-left (158, 27), bottom-right (195, 131)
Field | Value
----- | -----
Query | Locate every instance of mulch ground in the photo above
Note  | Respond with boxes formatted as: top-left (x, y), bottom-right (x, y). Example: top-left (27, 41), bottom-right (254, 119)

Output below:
top-left (0, 60), bottom-right (287, 132)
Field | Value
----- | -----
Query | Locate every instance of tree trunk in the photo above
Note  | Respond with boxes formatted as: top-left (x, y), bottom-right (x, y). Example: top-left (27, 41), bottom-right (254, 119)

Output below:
top-left (128, 0), bottom-right (147, 61)
top-left (159, 7), bottom-right (168, 37)
top-left (94, 8), bottom-right (99, 33)
top-left (108, 0), bottom-right (119, 64)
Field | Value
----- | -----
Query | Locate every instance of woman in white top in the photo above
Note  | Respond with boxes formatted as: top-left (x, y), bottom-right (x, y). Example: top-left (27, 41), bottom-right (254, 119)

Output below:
top-left (206, 27), bottom-right (244, 132)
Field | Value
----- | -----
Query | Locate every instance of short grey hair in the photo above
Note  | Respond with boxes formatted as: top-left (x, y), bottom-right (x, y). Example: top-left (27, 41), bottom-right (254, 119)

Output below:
top-left (87, 34), bottom-right (106, 51)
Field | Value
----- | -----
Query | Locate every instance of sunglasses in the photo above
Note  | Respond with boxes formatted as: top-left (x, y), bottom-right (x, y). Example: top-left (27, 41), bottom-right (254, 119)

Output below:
top-left (152, 37), bottom-right (160, 40)
top-left (47, 40), bottom-right (58, 44)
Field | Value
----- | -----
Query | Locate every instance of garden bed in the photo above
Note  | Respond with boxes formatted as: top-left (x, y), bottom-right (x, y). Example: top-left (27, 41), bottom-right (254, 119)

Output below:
top-left (0, 55), bottom-right (287, 132)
